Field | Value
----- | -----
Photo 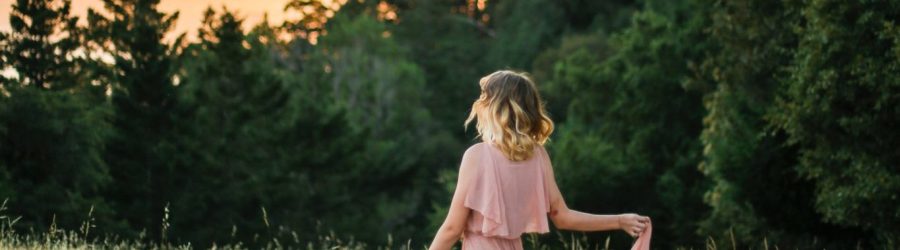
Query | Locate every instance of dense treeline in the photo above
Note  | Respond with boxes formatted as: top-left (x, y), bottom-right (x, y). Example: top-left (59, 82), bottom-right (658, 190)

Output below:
top-left (0, 0), bottom-right (897, 248)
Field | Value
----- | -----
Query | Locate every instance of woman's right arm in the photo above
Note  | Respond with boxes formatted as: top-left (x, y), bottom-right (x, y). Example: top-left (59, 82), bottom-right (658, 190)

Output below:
top-left (541, 150), bottom-right (650, 237)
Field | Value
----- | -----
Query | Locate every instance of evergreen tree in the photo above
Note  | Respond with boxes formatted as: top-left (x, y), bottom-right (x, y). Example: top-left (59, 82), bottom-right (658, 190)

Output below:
top-left (283, 0), bottom-right (338, 42)
top-left (2, 0), bottom-right (80, 90)
top-left (170, 8), bottom-right (264, 245)
top-left (0, 32), bottom-right (7, 86)
top-left (170, 8), bottom-right (362, 246)
top-left (538, 1), bottom-right (710, 247)
top-left (84, 0), bottom-right (183, 240)
top-left (391, 0), bottom-right (490, 140)
top-left (389, 1), bottom-right (492, 242)
top-left (485, 0), bottom-right (636, 70)
top-left (773, 0), bottom-right (900, 245)
top-left (696, 0), bottom-right (866, 247)
top-left (0, 0), bottom-right (115, 234)
top-left (0, 89), bottom-right (113, 233)
top-left (531, 32), bottom-right (612, 122)
top-left (310, 13), bottom-right (446, 243)
top-left (485, 0), bottom-right (564, 70)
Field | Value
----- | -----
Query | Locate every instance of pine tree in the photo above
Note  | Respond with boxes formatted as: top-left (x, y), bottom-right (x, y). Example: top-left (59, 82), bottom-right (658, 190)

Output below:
top-left (171, 8), bottom-right (308, 245)
top-left (0, 24), bottom-right (8, 87)
top-left (0, 0), bottom-right (115, 234)
top-left (84, 0), bottom-right (183, 240)
top-left (3, 0), bottom-right (80, 90)
top-left (308, 13), bottom-right (444, 243)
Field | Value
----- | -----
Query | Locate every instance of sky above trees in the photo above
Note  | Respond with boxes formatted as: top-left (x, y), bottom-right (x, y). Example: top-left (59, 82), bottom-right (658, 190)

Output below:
top-left (0, 0), bottom-right (299, 41)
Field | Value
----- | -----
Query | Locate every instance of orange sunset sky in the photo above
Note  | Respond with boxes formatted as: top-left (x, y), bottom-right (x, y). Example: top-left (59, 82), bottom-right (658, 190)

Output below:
top-left (0, 0), bottom-right (301, 41)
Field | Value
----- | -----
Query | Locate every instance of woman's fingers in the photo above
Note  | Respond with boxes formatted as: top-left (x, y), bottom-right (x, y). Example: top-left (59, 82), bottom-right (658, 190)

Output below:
top-left (620, 213), bottom-right (650, 237)
top-left (627, 216), bottom-right (648, 226)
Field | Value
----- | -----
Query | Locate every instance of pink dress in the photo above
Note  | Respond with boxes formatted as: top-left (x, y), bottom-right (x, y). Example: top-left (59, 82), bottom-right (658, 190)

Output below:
top-left (459, 142), bottom-right (653, 250)
top-left (461, 142), bottom-right (551, 250)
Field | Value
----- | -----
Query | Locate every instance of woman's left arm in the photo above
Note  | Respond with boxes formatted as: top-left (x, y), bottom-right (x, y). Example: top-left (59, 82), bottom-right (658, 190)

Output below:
top-left (429, 148), bottom-right (479, 250)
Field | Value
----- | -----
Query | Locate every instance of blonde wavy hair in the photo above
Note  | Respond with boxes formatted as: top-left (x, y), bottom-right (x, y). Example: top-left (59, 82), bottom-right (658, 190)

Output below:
top-left (465, 70), bottom-right (554, 161)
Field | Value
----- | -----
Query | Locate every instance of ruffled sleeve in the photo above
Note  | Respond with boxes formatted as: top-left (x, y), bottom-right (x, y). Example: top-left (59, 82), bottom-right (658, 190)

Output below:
top-left (462, 143), bottom-right (511, 237)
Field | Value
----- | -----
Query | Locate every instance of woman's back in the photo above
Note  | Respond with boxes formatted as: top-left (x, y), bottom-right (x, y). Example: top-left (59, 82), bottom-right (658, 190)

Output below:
top-left (428, 70), bottom-right (650, 250)
top-left (461, 142), bottom-right (550, 249)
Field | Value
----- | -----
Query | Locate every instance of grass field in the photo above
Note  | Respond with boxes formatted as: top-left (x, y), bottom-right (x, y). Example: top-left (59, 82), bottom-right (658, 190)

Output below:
top-left (1, 227), bottom-right (832, 250)
top-left (0, 222), bottom-right (823, 250)
top-left (0, 200), bottom-right (862, 250)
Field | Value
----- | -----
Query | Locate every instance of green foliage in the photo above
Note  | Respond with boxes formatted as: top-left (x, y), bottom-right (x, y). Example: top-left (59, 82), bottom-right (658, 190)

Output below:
top-left (390, 0), bottom-right (489, 140)
top-left (697, 0), bottom-right (799, 244)
top-left (0, 0), bottom-right (116, 236)
top-left (486, 0), bottom-right (564, 70)
top-left (0, 0), bottom-right (895, 248)
top-left (539, 2), bottom-right (710, 247)
top-left (0, 87), bottom-right (114, 234)
top-left (84, 0), bottom-right (184, 241)
top-left (310, 13), bottom-right (456, 243)
top-left (772, 0), bottom-right (900, 244)
top-left (532, 32), bottom-right (612, 121)
top-left (559, 0), bottom-right (636, 32)
top-left (696, 0), bottom-right (871, 247)
top-left (173, 8), bottom-right (311, 245)
top-left (3, 0), bottom-right (81, 90)
top-left (0, 33), bottom-right (7, 86)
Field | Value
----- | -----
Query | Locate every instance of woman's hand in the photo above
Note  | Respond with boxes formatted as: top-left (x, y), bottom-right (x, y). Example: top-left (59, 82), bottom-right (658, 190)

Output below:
top-left (617, 213), bottom-right (650, 237)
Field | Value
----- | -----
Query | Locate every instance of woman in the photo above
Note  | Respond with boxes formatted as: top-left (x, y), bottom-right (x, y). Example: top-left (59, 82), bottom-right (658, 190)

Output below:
top-left (429, 70), bottom-right (651, 250)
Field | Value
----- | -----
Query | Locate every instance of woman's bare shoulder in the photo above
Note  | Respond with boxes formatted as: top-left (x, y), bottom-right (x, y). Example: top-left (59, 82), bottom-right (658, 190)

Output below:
top-left (466, 142), bottom-right (487, 150)
top-left (536, 144), bottom-right (552, 166)
top-left (460, 142), bottom-right (488, 167)
top-left (457, 143), bottom-right (488, 182)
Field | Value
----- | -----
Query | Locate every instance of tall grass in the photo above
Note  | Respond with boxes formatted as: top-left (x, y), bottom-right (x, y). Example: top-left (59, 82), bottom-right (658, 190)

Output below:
top-left (0, 199), bottom-right (412, 249)
top-left (0, 199), bottom-right (859, 250)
